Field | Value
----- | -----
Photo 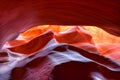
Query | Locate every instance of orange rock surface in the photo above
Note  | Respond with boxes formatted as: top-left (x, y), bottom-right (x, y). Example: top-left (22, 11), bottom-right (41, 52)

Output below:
top-left (4, 26), bottom-right (120, 61)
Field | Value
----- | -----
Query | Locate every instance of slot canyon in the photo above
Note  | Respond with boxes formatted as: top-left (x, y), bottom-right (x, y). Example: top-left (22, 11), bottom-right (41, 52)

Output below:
top-left (0, 0), bottom-right (120, 80)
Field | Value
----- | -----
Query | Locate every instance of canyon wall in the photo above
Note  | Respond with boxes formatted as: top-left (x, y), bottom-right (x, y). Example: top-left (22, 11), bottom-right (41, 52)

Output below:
top-left (0, 0), bottom-right (120, 49)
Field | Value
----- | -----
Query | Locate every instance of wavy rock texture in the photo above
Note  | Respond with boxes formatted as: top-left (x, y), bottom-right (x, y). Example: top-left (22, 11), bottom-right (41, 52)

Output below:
top-left (6, 26), bottom-right (98, 53)
top-left (1, 44), bottom-right (120, 80)
top-left (0, 26), bottom-right (120, 80)
top-left (8, 30), bottom-right (54, 54)
top-left (97, 44), bottom-right (120, 61)
top-left (0, 0), bottom-right (120, 80)
top-left (0, 0), bottom-right (120, 49)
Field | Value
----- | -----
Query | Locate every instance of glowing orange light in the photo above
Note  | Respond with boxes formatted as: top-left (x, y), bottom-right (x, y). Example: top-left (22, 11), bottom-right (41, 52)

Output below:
top-left (3, 25), bottom-right (120, 61)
